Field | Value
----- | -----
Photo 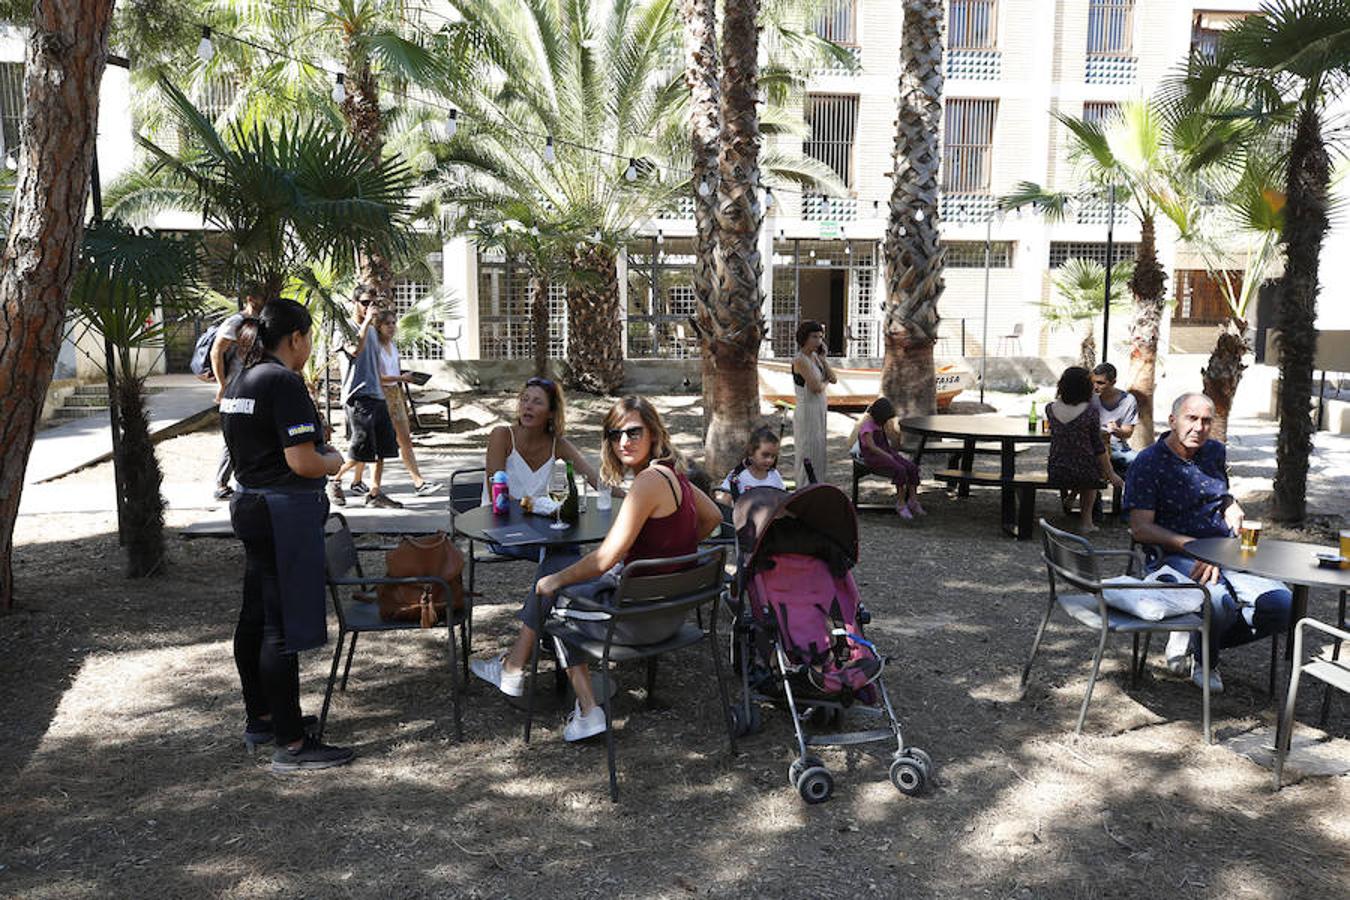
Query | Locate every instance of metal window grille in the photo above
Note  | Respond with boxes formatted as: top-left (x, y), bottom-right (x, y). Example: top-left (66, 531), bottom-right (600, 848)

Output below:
top-left (948, 0), bottom-right (998, 50)
top-left (943, 99), bottom-right (997, 194)
top-left (626, 237), bottom-right (700, 358)
top-left (1082, 101), bottom-right (1119, 126)
top-left (804, 94), bottom-right (859, 188)
top-left (476, 250), bottom-right (566, 360)
top-left (1048, 241), bottom-right (1138, 269)
top-left (814, 0), bottom-right (857, 45)
top-left (943, 240), bottom-right (1013, 268)
top-left (1087, 0), bottom-right (1134, 56)
top-left (0, 63), bottom-right (24, 154)
top-left (392, 254), bottom-right (446, 361)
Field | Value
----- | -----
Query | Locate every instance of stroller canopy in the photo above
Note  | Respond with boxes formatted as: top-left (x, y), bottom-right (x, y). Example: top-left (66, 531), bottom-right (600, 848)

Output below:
top-left (733, 483), bottom-right (860, 573)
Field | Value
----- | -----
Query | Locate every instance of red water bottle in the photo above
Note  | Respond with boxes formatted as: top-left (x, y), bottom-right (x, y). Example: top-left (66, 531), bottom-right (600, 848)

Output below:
top-left (491, 471), bottom-right (510, 514)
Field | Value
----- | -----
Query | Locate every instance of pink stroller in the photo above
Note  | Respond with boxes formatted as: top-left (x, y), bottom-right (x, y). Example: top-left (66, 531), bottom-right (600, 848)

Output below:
top-left (726, 482), bottom-right (933, 803)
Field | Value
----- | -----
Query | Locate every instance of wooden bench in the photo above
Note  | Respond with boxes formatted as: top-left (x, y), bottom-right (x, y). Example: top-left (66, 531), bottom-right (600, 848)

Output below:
top-left (850, 441), bottom-right (1022, 508)
top-left (932, 468), bottom-right (1122, 541)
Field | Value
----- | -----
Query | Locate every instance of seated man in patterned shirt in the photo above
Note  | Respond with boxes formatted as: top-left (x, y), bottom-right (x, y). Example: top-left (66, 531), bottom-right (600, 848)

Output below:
top-left (1123, 392), bottom-right (1292, 694)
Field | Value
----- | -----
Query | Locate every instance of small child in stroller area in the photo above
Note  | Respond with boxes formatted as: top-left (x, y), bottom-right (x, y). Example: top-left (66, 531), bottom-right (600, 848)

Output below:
top-left (851, 397), bottom-right (924, 519)
top-left (714, 427), bottom-right (786, 505)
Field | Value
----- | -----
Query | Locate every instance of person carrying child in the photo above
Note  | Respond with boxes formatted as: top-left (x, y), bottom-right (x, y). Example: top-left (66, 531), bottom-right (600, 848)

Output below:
top-left (714, 427), bottom-right (786, 505)
top-left (853, 397), bottom-right (924, 520)
top-left (1046, 366), bottom-right (1124, 534)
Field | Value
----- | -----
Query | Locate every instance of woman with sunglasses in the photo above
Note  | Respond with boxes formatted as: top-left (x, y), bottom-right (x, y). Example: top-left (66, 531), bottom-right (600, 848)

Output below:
top-left (471, 396), bottom-right (724, 741)
top-left (483, 376), bottom-right (602, 509)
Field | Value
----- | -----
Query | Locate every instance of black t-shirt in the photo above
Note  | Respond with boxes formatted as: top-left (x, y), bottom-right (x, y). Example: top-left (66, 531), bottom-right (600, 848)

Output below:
top-left (222, 356), bottom-right (326, 490)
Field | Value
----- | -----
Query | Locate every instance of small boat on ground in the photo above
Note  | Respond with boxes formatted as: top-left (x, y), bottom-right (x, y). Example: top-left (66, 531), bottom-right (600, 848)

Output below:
top-left (758, 358), bottom-right (975, 411)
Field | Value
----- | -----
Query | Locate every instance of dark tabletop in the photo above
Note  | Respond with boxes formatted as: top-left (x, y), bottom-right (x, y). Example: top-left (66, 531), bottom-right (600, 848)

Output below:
top-left (900, 414), bottom-right (1052, 443)
top-left (452, 498), bottom-right (623, 546)
top-left (1185, 537), bottom-right (1350, 591)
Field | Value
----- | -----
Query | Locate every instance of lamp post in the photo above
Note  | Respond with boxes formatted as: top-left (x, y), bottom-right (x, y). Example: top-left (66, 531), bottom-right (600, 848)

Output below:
top-left (1101, 183), bottom-right (1116, 364)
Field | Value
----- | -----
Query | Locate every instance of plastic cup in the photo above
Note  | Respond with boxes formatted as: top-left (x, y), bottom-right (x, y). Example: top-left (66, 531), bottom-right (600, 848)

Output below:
top-left (1239, 520), bottom-right (1263, 553)
top-left (596, 484), bottom-right (612, 511)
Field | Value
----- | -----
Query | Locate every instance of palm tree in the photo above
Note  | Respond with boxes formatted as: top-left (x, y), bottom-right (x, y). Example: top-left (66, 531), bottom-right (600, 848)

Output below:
top-left (1046, 258), bottom-right (1134, 367)
top-left (1181, 0), bottom-right (1350, 522)
top-left (881, 0), bottom-right (945, 418)
top-left (68, 221), bottom-right (204, 577)
top-left (111, 77), bottom-right (414, 305)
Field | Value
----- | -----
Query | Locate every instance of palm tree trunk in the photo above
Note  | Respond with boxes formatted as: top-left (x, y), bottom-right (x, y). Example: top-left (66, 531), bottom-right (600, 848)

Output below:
top-left (530, 272), bottom-right (551, 379)
top-left (1125, 214), bottom-right (1166, 446)
top-left (705, 0), bottom-right (763, 475)
top-left (566, 244), bottom-right (625, 394)
top-left (116, 376), bottom-right (165, 577)
top-left (1201, 318), bottom-right (1249, 443)
top-left (1272, 105), bottom-right (1329, 522)
top-left (341, 54), bottom-right (395, 311)
top-left (881, 0), bottom-right (945, 418)
top-left (0, 0), bottom-right (115, 608)
top-left (1080, 326), bottom-right (1097, 369)
top-left (680, 0), bottom-right (720, 432)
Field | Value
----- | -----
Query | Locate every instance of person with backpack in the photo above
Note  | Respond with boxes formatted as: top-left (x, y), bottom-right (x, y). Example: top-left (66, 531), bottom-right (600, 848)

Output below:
top-left (205, 285), bottom-right (265, 501)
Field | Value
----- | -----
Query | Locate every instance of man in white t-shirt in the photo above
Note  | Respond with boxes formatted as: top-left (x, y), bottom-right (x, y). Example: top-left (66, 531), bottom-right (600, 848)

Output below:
top-left (1090, 362), bottom-right (1139, 473)
top-left (209, 285), bottom-right (265, 500)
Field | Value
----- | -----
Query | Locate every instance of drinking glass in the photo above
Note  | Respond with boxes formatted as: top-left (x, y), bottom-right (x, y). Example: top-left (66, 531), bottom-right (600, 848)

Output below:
top-left (548, 459), bottom-right (569, 530)
top-left (1239, 520), bottom-right (1263, 553)
top-left (1339, 529), bottom-right (1350, 566)
top-left (596, 482), bottom-right (613, 511)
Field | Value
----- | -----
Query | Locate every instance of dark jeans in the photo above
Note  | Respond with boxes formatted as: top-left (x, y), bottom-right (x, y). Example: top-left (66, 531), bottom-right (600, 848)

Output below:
top-left (230, 492), bottom-right (305, 744)
top-left (516, 549), bottom-right (591, 668)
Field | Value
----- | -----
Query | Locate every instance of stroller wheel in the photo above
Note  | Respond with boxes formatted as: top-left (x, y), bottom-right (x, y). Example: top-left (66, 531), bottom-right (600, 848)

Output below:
top-left (797, 766), bottom-right (834, 804)
top-left (890, 758), bottom-right (927, 796)
top-left (788, 755), bottom-right (825, 788)
top-left (903, 747), bottom-right (934, 778)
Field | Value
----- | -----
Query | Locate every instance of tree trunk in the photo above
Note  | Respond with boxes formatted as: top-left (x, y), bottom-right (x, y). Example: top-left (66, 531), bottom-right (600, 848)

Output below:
top-left (0, 0), bottom-right (115, 609)
top-left (1272, 106), bottom-right (1328, 523)
top-left (704, 0), bottom-right (763, 476)
top-left (1200, 317), bottom-right (1249, 444)
top-left (116, 375), bottom-right (165, 578)
top-left (341, 54), bottom-right (395, 311)
top-left (1079, 325), bottom-right (1097, 369)
top-left (881, 0), bottom-right (945, 418)
top-left (565, 244), bottom-right (625, 394)
top-left (1125, 214), bottom-right (1166, 447)
top-left (680, 0), bottom-right (720, 433)
top-left (529, 272), bottom-right (551, 379)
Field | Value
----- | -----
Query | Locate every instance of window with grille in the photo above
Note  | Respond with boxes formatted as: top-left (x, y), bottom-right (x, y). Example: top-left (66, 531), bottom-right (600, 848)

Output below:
top-left (626, 237), bottom-right (699, 359)
top-left (476, 251), bottom-right (566, 360)
top-left (1082, 101), bottom-right (1119, 126)
top-left (943, 99), bottom-right (997, 194)
top-left (949, 0), bottom-right (998, 50)
top-left (804, 94), bottom-right (859, 188)
top-left (943, 240), bottom-right (1013, 268)
top-left (1048, 241), bottom-right (1138, 269)
top-left (392, 253), bottom-right (446, 360)
top-left (1191, 12), bottom-right (1247, 61)
top-left (1087, 0), bottom-right (1135, 56)
top-left (1173, 269), bottom-right (1237, 323)
top-left (0, 63), bottom-right (23, 155)
top-left (814, 0), bottom-right (857, 46)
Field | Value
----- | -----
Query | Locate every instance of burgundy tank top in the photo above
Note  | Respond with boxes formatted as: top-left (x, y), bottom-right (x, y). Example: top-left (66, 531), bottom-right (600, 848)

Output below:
top-left (625, 461), bottom-right (699, 566)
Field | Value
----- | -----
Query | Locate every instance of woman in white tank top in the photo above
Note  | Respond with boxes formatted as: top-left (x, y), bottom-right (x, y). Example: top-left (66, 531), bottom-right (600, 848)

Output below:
top-left (482, 377), bottom-right (602, 504)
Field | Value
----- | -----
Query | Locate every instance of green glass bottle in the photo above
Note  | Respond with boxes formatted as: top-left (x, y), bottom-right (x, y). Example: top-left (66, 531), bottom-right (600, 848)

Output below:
top-left (1027, 400), bottom-right (1038, 433)
top-left (561, 460), bottom-right (580, 523)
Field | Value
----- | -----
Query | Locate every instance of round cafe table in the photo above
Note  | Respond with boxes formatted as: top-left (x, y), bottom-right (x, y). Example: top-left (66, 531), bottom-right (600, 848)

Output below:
top-left (1184, 536), bottom-right (1350, 748)
top-left (452, 497), bottom-right (622, 548)
top-left (900, 414), bottom-right (1051, 536)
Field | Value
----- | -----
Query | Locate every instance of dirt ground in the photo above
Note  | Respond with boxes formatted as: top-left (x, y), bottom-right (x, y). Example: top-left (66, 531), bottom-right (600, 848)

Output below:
top-left (1, 394), bottom-right (1347, 899)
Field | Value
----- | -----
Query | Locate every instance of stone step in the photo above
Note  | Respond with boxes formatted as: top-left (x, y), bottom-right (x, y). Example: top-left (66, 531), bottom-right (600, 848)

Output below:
top-left (64, 394), bottom-right (115, 407)
top-left (71, 384), bottom-right (165, 397)
top-left (53, 406), bottom-right (108, 419)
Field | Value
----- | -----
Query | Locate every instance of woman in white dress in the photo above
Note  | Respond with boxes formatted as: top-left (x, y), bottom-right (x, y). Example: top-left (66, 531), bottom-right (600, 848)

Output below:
top-left (483, 377), bottom-right (602, 504)
top-left (791, 320), bottom-right (836, 486)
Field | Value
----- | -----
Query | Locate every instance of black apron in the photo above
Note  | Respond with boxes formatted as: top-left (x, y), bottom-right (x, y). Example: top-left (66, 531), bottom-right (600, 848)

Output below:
top-left (237, 485), bottom-right (330, 653)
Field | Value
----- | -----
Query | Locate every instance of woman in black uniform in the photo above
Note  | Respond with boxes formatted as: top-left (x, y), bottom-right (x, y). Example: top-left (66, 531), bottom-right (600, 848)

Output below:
top-left (222, 299), bottom-right (354, 772)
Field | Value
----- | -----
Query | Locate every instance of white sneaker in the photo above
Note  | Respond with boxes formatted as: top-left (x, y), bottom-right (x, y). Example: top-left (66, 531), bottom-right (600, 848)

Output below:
top-left (563, 701), bottom-right (608, 742)
top-left (1165, 631), bottom-right (1192, 675)
top-left (1191, 663), bottom-right (1223, 694)
top-left (469, 654), bottom-right (525, 697)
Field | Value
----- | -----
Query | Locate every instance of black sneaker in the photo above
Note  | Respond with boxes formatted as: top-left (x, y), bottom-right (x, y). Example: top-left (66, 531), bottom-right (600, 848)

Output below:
top-left (365, 491), bottom-right (403, 509)
top-left (349, 481), bottom-right (370, 496)
top-left (214, 485), bottom-right (234, 501)
top-left (271, 736), bottom-right (355, 773)
top-left (243, 714), bottom-right (319, 751)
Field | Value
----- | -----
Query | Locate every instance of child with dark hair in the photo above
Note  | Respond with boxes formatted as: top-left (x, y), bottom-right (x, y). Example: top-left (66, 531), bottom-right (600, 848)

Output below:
top-left (854, 396), bottom-right (923, 519)
top-left (715, 427), bottom-right (786, 504)
top-left (1047, 366), bottom-right (1124, 533)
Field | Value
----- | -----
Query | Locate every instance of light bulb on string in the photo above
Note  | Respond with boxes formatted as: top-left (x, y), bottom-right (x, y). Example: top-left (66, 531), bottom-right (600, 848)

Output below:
top-left (591, 229), bottom-right (602, 243)
top-left (197, 26), bottom-right (215, 64)
top-left (544, 136), bottom-right (556, 163)
top-left (446, 108), bottom-right (458, 138)
top-left (332, 73), bottom-right (346, 104)
top-left (625, 158), bottom-right (638, 182)
top-left (764, 188), bottom-right (774, 209)
top-left (915, 208), bottom-right (925, 222)
top-left (467, 218), bottom-right (477, 230)
top-left (697, 178), bottom-right (711, 197)
top-left (656, 230), bottom-right (664, 245)
top-left (529, 225), bottom-right (540, 237)
top-left (4, 154), bottom-right (16, 171)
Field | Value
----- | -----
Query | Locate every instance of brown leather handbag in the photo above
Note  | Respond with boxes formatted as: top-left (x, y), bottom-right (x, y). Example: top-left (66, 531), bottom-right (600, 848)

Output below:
top-left (376, 532), bottom-right (466, 627)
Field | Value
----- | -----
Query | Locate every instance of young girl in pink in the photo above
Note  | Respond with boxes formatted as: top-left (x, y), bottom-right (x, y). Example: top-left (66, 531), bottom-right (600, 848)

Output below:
top-left (856, 397), bottom-right (923, 519)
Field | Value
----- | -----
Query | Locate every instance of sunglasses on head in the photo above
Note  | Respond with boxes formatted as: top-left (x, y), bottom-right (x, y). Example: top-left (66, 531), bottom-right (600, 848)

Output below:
top-left (525, 376), bottom-right (555, 390)
top-left (605, 425), bottom-right (645, 443)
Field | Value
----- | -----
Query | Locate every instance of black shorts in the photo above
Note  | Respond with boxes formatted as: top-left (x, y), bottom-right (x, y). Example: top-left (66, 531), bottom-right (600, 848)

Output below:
top-left (346, 395), bottom-right (398, 462)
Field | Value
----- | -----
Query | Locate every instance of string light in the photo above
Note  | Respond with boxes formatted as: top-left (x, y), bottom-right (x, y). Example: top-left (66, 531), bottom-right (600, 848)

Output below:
top-left (625, 158), bottom-right (638, 182)
top-left (915, 208), bottom-right (925, 222)
top-left (655, 229), bottom-right (664, 245)
top-left (197, 26), bottom-right (215, 64)
top-left (446, 108), bottom-right (458, 138)
top-left (529, 225), bottom-right (539, 236)
top-left (331, 73), bottom-right (346, 104)
top-left (765, 188), bottom-right (774, 209)
top-left (697, 179), bottom-right (711, 197)
top-left (591, 228), bottom-right (602, 242)
top-left (544, 136), bottom-right (556, 163)
top-left (4, 154), bottom-right (16, 171)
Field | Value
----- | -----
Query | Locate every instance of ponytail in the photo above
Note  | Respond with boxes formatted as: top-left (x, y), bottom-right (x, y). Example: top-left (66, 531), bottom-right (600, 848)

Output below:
top-left (242, 299), bottom-right (312, 368)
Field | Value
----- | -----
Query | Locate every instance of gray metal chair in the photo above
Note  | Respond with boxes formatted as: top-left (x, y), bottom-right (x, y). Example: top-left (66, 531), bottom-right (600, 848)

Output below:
top-left (320, 513), bottom-right (470, 742)
top-left (524, 548), bottom-right (737, 801)
top-left (1274, 617), bottom-right (1350, 790)
top-left (1024, 519), bottom-right (1214, 742)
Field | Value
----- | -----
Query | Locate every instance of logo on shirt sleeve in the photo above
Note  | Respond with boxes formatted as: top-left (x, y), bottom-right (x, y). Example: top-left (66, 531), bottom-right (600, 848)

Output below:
top-left (287, 423), bottom-right (317, 437)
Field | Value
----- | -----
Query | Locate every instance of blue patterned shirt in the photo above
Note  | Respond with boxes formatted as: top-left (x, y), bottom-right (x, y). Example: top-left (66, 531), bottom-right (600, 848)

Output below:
top-left (1122, 434), bottom-right (1233, 539)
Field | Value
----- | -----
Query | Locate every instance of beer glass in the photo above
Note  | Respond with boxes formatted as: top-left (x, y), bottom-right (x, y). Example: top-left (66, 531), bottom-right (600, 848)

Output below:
top-left (1239, 520), bottom-right (1263, 553)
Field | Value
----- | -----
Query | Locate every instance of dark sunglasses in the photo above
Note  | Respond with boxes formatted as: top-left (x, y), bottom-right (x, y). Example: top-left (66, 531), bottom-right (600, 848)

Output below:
top-left (605, 425), bottom-right (645, 443)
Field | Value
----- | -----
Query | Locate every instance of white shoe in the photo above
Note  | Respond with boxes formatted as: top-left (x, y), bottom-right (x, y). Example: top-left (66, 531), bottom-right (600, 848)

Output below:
top-left (1165, 631), bottom-right (1192, 675)
top-left (1191, 663), bottom-right (1223, 694)
top-left (563, 701), bottom-right (608, 742)
top-left (469, 654), bottom-right (525, 697)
